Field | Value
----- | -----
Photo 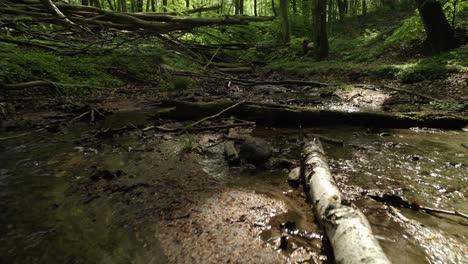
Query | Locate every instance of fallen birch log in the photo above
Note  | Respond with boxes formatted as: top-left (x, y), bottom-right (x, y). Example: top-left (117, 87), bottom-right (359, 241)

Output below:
top-left (303, 139), bottom-right (391, 264)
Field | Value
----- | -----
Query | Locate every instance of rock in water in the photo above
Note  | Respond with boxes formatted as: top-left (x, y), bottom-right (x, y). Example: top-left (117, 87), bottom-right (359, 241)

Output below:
top-left (239, 137), bottom-right (272, 164)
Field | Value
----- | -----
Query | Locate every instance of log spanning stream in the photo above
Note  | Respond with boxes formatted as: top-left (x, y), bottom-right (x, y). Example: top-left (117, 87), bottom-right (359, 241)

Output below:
top-left (0, 112), bottom-right (467, 263)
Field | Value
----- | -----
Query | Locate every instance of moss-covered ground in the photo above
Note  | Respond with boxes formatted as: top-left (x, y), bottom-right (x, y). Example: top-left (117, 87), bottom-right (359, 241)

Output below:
top-left (265, 6), bottom-right (467, 85)
top-left (0, 40), bottom-right (197, 95)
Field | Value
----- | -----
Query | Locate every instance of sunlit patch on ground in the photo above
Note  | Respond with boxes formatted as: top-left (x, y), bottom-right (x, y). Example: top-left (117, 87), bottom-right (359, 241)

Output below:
top-left (157, 189), bottom-right (288, 263)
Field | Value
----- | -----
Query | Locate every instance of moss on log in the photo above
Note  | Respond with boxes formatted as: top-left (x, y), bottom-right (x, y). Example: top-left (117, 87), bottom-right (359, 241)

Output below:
top-left (154, 100), bottom-right (468, 129)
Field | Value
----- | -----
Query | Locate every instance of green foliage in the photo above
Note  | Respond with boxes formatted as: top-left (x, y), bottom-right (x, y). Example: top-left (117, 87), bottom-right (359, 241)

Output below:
top-left (371, 65), bottom-right (400, 78)
top-left (178, 134), bottom-right (195, 153)
top-left (108, 53), bottom-right (162, 81)
top-left (398, 63), bottom-right (450, 83)
top-left (429, 101), bottom-right (468, 111)
top-left (0, 43), bottom-right (121, 91)
top-left (268, 58), bottom-right (366, 77)
top-left (329, 29), bottom-right (388, 62)
top-left (0, 36), bottom-right (199, 95)
top-left (383, 15), bottom-right (425, 49)
top-left (393, 47), bottom-right (466, 83)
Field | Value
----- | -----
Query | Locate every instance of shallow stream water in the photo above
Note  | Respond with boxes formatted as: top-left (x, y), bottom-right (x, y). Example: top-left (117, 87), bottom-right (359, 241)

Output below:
top-left (0, 113), bottom-right (467, 263)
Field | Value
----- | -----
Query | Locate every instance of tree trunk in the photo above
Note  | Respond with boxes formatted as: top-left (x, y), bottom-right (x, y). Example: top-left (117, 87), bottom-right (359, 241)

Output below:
top-left (312, 0), bottom-right (329, 59)
top-left (337, 0), bottom-right (345, 20)
top-left (254, 0), bottom-right (258, 16)
top-left (240, 0), bottom-right (244, 15)
top-left (151, 0), bottom-right (156, 12)
top-left (292, 0), bottom-right (297, 13)
top-left (81, 0), bottom-right (89, 6)
top-left (91, 0), bottom-right (101, 8)
top-left (415, 0), bottom-right (455, 53)
top-left (381, 0), bottom-right (395, 9)
top-left (302, 139), bottom-right (391, 264)
top-left (362, 0), bottom-right (367, 15)
top-left (137, 0), bottom-right (143, 12)
top-left (271, 0), bottom-right (277, 16)
top-left (107, 0), bottom-right (114, 10)
top-left (185, 0), bottom-right (189, 8)
top-left (120, 0), bottom-right (127, 12)
top-left (162, 0), bottom-right (167, 12)
top-left (280, 0), bottom-right (290, 44)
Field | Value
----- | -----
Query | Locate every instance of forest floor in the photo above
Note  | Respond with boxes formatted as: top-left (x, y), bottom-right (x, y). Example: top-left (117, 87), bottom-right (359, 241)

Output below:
top-left (2, 60), bottom-right (467, 130)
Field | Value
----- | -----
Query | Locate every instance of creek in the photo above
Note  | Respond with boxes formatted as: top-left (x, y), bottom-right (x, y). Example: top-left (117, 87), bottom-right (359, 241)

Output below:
top-left (0, 111), bottom-right (467, 263)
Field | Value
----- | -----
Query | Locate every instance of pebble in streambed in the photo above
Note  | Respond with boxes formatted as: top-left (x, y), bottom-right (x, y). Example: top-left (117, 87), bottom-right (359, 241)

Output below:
top-left (239, 137), bottom-right (273, 164)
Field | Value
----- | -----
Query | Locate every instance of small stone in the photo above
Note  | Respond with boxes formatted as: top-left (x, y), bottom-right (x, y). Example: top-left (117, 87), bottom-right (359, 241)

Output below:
top-left (279, 235), bottom-right (289, 250)
top-left (239, 137), bottom-right (272, 164)
top-left (288, 167), bottom-right (301, 188)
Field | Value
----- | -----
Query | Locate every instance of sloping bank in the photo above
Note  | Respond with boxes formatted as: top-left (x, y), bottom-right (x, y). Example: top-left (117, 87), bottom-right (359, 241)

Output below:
top-left (154, 100), bottom-right (468, 129)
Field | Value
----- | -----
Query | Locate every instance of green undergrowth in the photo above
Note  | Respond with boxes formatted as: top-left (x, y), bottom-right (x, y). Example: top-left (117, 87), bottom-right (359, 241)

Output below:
top-left (0, 38), bottom-right (198, 95)
top-left (266, 2), bottom-right (467, 83)
top-left (268, 45), bottom-right (466, 83)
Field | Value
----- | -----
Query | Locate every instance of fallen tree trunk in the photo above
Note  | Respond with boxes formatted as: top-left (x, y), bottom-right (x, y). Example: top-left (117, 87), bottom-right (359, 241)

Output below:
top-left (154, 100), bottom-right (468, 129)
top-left (3, 0), bottom-right (274, 34)
top-left (303, 139), bottom-right (391, 264)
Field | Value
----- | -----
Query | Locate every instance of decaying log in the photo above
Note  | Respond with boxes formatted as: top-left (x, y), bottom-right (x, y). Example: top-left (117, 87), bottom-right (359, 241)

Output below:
top-left (2, 0), bottom-right (274, 35)
top-left (154, 100), bottom-right (468, 129)
top-left (303, 139), bottom-right (391, 264)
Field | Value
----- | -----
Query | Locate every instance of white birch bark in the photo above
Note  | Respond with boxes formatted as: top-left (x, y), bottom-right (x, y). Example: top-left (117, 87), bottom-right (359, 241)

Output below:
top-left (303, 139), bottom-right (391, 264)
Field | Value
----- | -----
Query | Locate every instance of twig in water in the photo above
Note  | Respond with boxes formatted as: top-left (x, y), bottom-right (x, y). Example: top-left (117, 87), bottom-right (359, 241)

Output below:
top-left (0, 128), bottom-right (44, 141)
top-left (188, 100), bottom-right (246, 128)
top-left (69, 111), bottom-right (90, 124)
top-left (420, 206), bottom-right (468, 220)
top-left (388, 206), bottom-right (410, 223)
top-left (369, 194), bottom-right (468, 220)
top-left (143, 121), bottom-right (255, 133)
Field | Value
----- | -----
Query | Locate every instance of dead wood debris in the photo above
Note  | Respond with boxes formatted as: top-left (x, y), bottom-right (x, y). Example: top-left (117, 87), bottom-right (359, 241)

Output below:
top-left (367, 193), bottom-right (468, 220)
